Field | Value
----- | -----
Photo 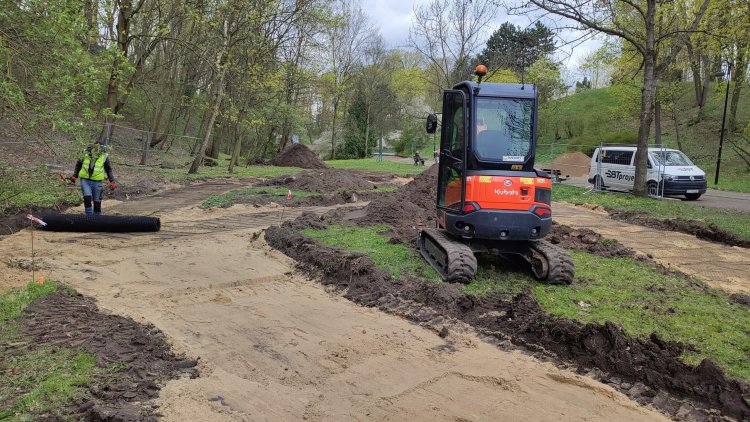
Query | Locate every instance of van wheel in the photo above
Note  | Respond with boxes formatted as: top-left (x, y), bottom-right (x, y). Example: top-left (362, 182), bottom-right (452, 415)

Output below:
top-left (647, 181), bottom-right (660, 196)
top-left (685, 193), bottom-right (702, 201)
top-left (593, 176), bottom-right (605, 191)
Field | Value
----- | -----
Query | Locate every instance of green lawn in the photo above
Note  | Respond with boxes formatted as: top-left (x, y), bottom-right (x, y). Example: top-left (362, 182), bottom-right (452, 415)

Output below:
top-left (536, 252), bottom-right (750, 381)
top-left (304, 225), bottom-right (440, 280)
top-left (0, 282), bottom-right (103, 420)
top-left (553, 184), bottom-right (750, 240)
top-left (302, 224), bottom-right (750, 382)
top-left (326, 158), bottom-right (429, 176)
top-left (202, 186), bottom-right (320, 208)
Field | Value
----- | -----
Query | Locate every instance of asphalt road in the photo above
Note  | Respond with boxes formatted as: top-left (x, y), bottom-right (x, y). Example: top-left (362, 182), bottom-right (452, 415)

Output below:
top-left (561, 177), bottom-right (750, 213)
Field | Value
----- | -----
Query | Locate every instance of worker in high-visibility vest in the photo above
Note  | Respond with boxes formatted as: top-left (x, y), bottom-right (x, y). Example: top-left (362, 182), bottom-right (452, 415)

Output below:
top-left (70, 140), bottom-right (116, 215)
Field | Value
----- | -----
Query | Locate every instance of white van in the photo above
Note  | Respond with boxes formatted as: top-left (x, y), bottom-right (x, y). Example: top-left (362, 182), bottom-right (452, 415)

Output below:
top-left (587, 146), bottom-right (707, 200)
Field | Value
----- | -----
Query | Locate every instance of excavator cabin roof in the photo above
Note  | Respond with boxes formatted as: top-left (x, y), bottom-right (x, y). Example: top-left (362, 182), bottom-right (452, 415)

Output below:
top-left (452, 81), bottom-right (537, 100)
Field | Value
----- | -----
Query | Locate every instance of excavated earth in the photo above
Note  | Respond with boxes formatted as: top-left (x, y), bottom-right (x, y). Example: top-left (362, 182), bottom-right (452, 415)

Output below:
top-left (265, 166), bottom-right (750, 420)
top-left (212, 168), bottom-right (400, 208)
top-left (266, 213), bottom-right (750, 420)
top-left (9, 290), bottom-right (197, 421)
top-left (272, 144), bottom-right (327, 169)
top-left (608, 209), bottom-right (750, 248)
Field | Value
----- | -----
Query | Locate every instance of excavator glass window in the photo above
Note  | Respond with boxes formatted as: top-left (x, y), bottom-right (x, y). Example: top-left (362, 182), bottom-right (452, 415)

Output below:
top-left (474, 98), bottom-right (533, 163)
top-left (437, 90), bottom-right (467, 212)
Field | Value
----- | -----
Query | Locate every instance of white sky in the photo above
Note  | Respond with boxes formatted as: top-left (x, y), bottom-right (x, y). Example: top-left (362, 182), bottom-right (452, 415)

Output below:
top-left (361, 0), bottom-right (604, 85)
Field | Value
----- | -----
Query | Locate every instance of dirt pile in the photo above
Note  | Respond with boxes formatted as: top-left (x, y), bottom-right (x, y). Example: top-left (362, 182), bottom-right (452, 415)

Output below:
top-left (266, 214), bottom-right (750, 420)
top-left (265, 168), bottom-right (379, 193)
top-left (356, 165), bottom-right (438, 243)
top-left (18, 291), bottom-right (198, 421)
top-left (552, 152), bottom-right (591, 177)
top-left (608, 210), bottom-right (750, 248)
top-left (548, 223), bottom-right (635, 258)
top-left (272, 144), bottom-right (327, 169)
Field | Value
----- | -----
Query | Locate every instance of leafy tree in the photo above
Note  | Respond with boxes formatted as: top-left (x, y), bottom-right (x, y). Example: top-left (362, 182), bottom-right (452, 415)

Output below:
top-left (526, 57), bottom-right (566, 104)
top-left (479, 21), bottom-right (555, 81)
top-left (522, 0), bottom-right (712, 196)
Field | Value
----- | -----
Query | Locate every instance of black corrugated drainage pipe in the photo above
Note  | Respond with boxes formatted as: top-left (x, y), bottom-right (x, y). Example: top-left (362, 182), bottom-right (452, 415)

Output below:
top-left (39, 214), bottom-right (160, 232)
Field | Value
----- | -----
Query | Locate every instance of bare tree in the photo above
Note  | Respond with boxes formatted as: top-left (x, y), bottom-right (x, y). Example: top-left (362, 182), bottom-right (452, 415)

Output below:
top-left (517, 0), bottom-right (710, 196)
top-left (322, 0), bottom-right (374, 159)
top-left (409, 0), bottom-right (498, 93)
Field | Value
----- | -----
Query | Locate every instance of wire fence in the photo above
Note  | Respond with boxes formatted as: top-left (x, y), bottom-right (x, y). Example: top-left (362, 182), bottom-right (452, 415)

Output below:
top-left (102, 123), bottom-right (202, 169)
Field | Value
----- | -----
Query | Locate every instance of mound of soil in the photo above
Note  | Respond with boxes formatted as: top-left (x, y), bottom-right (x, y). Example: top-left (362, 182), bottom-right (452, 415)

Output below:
top-left (17, 291), bottom-right (198, 421)
top-left (548, 223), bottom-right (635, 258)
top-left (356, 165), bottom-right (438, 243)
top-left (608, 210), bottom-right (750, 248)
top-left (265, 168), bottom-right (379, 193)
top-left (552, 152), bottom-right (591, 177)
top-left (266, 214), bottom-right (750, 420)
top-left (272, 144), bottom-right (327, 169)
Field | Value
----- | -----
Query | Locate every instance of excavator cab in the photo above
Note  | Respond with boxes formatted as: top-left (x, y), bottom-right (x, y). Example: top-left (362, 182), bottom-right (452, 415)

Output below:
top-left (421, 66), bottom-right (573, 285)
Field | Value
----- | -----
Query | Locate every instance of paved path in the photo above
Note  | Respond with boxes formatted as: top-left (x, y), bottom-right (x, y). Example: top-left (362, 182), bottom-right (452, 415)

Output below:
top-left (555, 203), bottom-right (750, 295)
top-left (562, 177), bottom-right (750, 213)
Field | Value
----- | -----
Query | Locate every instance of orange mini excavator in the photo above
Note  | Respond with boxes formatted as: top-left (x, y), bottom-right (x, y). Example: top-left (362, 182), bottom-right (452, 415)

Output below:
top-left (420, 65), bottom-right (574, 284)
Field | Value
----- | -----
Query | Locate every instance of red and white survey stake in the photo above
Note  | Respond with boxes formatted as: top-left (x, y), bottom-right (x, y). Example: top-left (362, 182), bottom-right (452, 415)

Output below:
top-left (26, 214), bottom-right (47, 226)
top-left (287, 189), bottom-right (293, 200)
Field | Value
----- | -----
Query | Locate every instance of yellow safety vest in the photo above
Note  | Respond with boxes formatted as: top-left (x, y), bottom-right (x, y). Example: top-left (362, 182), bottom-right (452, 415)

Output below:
top-left (78, 152), bottom-right (108, 181)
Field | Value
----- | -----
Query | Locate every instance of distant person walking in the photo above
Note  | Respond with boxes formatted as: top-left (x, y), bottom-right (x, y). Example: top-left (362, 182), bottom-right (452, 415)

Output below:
top-left (70, 140), bottom-right (116, 215)
top-left (413, 151), bottom-right (425, 166)
top-left (434, 150), bottom-right (439, 164)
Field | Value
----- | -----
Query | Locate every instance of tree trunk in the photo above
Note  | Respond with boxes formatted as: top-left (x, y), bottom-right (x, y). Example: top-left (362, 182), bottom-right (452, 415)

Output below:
top-left (633, 0), bottom-right (657, 197)
top-left (228, 108), bottom-right (247, 173)
top-left (189, 19), bottom-right (229, 174)
top-left (672, 107), bottom-right (682, 151)
top-left (697, 54), bottom-right (715, 122)
top-left (687, 41), bottom-right (702, 106)
top-left (654, 100), bottom-right (661, 146)
top-left (364, 104), bottom-right (370, 159)
top-left (729, 45), bottom-right (747, 132)
top-left (330, 97), bottom-right (339, 159)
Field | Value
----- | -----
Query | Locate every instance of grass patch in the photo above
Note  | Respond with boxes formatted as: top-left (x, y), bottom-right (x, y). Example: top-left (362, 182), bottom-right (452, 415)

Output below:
top-left (0, 349), bottom-right (98, 419)
top-left (303, 225), bottom-right (440, 280)
top-left (535, 252), bottom-right (750, 381)
top-left (202, 186), bottom-right (319, 208)
top-left (0, 281), bottom-right (102, 420)
top-left (707, 169), bottom-right (750, 194)
top-left (553, 184), bottom-right (750, 240)
top-left (301, 224), bottom-right (750, 381)
top-left (326, 158), bottom-right (429, 176)
top-left (0, 165), bottom-right (80, 214)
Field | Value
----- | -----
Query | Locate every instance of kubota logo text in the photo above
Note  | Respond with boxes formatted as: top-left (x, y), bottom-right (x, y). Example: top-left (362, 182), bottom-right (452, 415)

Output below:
top-left (494, 189), bottom-right (519, 196)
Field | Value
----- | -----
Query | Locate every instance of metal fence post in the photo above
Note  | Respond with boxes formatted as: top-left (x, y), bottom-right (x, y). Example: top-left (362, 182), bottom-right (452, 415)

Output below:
top-left (550, 143), bottom-right (554, 167)
top-left (596, 142), bottom-right (603, 192)
top-left (140, 131), bottom-right (151, 166)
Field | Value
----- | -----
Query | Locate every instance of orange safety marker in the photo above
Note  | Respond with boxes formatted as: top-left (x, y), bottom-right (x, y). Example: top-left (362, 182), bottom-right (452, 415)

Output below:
top-left (37, 276), bottom-right (44, 285)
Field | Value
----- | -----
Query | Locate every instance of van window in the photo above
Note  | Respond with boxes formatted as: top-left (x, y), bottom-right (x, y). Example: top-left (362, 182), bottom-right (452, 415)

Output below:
top-left (650, 151), bottom-right (694, 166)
top-left (599, 150), bottom-right (633, 165)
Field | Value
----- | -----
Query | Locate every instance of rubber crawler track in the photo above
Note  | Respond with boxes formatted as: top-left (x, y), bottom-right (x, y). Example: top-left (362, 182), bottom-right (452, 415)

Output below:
top-left (530, 240), bottom-right (575, 285)
top-left (39, 213), bottom-right (161, 233)
top-left (420, 228), bottom-right (477, 283)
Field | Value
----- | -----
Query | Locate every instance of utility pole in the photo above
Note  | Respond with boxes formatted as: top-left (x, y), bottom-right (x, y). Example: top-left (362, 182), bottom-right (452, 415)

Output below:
top-left (714, 62), bottom-right (732, 185)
